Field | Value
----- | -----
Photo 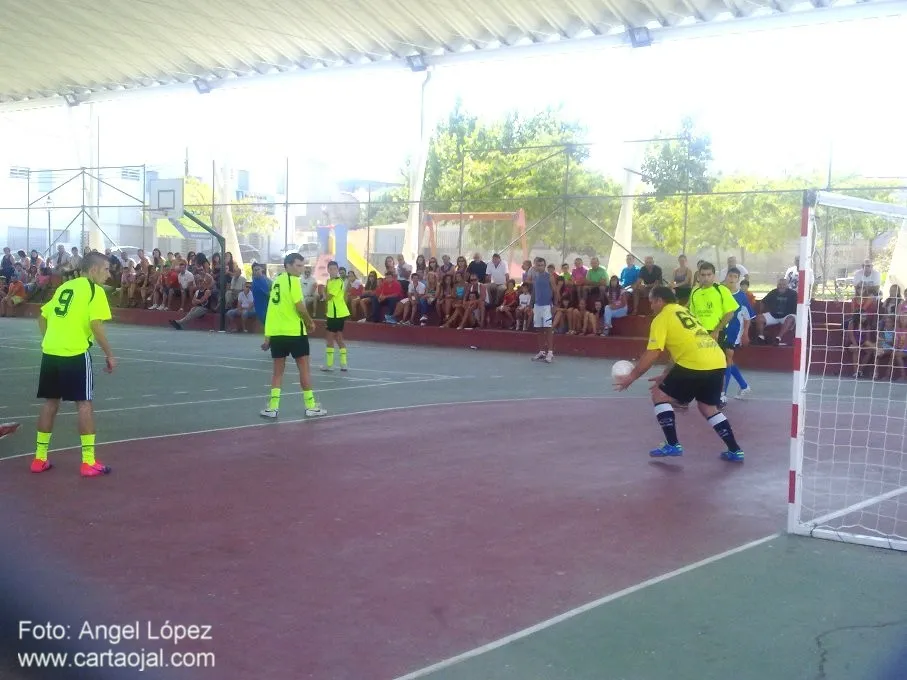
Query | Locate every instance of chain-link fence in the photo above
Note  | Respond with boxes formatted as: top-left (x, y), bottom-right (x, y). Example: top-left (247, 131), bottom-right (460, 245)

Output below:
top-left (1, 152), bottom-right (903, 296)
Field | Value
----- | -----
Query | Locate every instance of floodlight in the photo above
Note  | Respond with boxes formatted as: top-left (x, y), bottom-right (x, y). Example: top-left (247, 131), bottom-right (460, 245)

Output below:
top-left (406, 55), bottom-right (427, 72)
top-left (628, 27), bottom-right (652, 47)
top-left (193, 79), bottom-right (212, 94)
top-left (62, 93), bottom-right (80, 107)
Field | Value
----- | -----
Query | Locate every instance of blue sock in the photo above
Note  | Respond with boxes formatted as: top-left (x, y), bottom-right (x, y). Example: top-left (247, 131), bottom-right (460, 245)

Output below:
top-left (730, 364), bottom-right (748, 389)
top-left (724, 367), bottom-right (733, 392)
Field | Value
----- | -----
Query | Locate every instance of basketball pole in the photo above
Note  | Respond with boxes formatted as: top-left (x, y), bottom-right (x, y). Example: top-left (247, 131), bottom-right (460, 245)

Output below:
top-left (182, 210), bottom-right (227, 333)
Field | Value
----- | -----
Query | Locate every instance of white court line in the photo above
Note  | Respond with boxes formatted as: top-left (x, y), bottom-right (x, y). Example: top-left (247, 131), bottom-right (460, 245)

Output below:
top-left (0, 376), bottom-right (456, 422)
top-left (391, 533), bottom-right (779, 680)
top-left (0, 396), bottom-right (605, 461)
top-left (0, 341), bottom-right (459, 379)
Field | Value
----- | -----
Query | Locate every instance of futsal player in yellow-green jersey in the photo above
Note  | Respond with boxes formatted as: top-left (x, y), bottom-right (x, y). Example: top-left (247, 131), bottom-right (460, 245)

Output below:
top-left (687, 261), bottom-right (739, 336)
top-left (613, 286), bottom-right (745, 463)
top-left (320, 260), bottom-right (350, 373)
top-left (30, 251), bottom-right (117, 477)
top-left (260, 252), bottom-right (327, 419)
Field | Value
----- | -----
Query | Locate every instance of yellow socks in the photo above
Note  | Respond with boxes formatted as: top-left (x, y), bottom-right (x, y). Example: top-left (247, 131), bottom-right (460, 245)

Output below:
top-left (269, 388), bottom-right (281, 410)
top-left (303, 390), bottom-right (316, 409)
top-left (80, 434), bottom-right (96, 465)
top-left (35, 432), bottom-right (51, 461)
top-left (325, 347), bottom-right (335, 368)
top-left (339, 347), bottom-right (348, 367)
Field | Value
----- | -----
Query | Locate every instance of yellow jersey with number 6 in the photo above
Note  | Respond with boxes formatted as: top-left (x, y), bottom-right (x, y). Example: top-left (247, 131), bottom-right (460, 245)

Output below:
top-left (647, 303), bottom-right (726, 371)
top-left (40, 278), bottom-right (112, 357)
top-left (265, 273), bottom-right (305, 337)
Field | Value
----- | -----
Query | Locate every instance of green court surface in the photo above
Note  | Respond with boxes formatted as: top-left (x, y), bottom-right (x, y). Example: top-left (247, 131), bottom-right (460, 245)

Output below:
top-left (1, 317), bottom-right (905, 680)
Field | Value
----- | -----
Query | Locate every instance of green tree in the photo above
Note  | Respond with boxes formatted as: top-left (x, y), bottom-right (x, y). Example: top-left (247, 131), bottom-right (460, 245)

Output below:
top-left (180, 175), bottom-right (278, 237)
top-left (639, 117), bottom-right (715, 198)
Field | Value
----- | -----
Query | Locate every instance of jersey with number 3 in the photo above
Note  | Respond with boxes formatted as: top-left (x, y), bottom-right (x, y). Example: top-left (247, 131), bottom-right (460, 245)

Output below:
top-left (265, 272), bottom-right (305, 337)
top-left (40, 278), bottom-right (111, 357)
top-left (647, 303), bottom-right (726, 371)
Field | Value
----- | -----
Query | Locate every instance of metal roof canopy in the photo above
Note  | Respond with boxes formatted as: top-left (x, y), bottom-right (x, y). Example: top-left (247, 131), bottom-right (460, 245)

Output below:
top-left (1, 0), bottom-right (906, 110)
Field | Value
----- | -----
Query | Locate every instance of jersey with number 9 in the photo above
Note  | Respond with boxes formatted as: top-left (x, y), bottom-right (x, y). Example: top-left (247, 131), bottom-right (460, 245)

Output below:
top-left (647, 302), bottom-right (726, 371)
top-left (264, 272), bottom-right (306, 337)
top-left (40, 278), bottom-right (112, 357)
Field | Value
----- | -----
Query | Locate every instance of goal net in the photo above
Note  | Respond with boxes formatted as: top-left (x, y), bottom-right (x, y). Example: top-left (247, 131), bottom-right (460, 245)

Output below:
top-left (790, 190), bottom-right (907, 551)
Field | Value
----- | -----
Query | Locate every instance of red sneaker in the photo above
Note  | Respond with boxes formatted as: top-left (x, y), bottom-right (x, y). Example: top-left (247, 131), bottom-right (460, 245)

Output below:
top-left (30, 458), bottom-right (53, 473)
top-left (80, 462), bottom-right (111, 477)
top-left (0, 422), bottom-right (20, 440)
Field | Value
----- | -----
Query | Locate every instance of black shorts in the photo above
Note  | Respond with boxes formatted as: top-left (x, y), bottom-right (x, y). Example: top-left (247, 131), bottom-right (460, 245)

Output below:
top-left (325, 317), bottom-right (347, 333)
top-left (717, 331), bottom-right (739, 351)
top-left (659, 365), bottom-right (725, 407)
top-left (269, 335), bottom-right (310, 359)
top-left (37, 352), bottom-right (94, 402)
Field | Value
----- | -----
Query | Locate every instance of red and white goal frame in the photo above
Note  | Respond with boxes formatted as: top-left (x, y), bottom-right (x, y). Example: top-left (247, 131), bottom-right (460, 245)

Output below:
top-left (788, 189), bottom-right (907, 551)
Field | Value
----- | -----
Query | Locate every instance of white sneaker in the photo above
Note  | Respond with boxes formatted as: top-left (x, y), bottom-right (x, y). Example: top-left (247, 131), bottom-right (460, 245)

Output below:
top-left (340, 365), bottom-right (348, 372)
top-left (305, 405), bottom-right (328, 417)
top-left (320, 366), bottom-right (333, 372)
top-left (260, 408), bottom-right (278, 419)
top-left (735, 387), bottom-right (752, 400)
top-left (532, 351), bottom-right (546, 361)
top-left (544, 352), bottom-right (553, 363)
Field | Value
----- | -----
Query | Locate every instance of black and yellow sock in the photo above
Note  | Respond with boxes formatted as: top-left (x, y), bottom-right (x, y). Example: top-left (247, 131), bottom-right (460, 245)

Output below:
top-left (303, 390), bottom-right (316, 409)
top-left (339, 347), bottom-right (348, 367)
top-left (268, 388), bottom-right (281, 410)
top-left (35, 432), bottom-right (51, 461)
top-left (325, 347), bottom-right (335, 368)
top-left (80, 434), bottom-right (96, 465)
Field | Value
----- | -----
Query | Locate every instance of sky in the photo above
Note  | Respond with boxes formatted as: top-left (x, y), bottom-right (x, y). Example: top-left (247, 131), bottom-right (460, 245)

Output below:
top-left (1, 11), bottom-right (906, 194)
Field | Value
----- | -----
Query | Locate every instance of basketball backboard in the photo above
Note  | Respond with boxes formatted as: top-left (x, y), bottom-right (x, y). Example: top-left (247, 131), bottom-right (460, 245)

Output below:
top-left (147, 178), bottom-right (184, 218)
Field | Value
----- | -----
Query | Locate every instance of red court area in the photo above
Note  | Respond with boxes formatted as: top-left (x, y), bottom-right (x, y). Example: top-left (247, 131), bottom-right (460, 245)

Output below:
top-left (0, 399), bottom-right (790, 679)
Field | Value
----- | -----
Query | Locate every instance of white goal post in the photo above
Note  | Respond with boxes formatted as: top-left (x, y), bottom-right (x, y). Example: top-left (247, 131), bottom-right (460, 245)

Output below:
top-left (788, 189), bottom-right (907, 551)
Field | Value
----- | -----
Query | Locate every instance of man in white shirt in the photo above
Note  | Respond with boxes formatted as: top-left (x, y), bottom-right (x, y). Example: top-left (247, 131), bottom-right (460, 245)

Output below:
top-left (784, 256), bottom-right (800, 291)
top-left (300, 265), bottom-right (318, 315)
top-left (719, 256), bottom-right (749, 283)
top-left (485, 252), bottom-right (508, 305)
top-left (853, 259), bottom-right (881, 295)
top-left (177, 261), bottom-right (195, 312)
top-left (227, 281), bottom-right (256, 332)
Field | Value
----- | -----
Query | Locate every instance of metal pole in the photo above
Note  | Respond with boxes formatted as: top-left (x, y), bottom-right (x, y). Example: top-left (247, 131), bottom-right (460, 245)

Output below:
top-left (284, 157), bottom-right (289, 251)
top-left (681, 134), bottom-right (690, 255)
top-left (560, 147), bottom-right (570, 263)
top-left (80, 168), bottom-right (87, 249)
top-left (457, 148), bottom-right (466, 256)
top-left (26, 170), bottom-right (30, 252)
top-left (366, 183), bottom-right (372, 271)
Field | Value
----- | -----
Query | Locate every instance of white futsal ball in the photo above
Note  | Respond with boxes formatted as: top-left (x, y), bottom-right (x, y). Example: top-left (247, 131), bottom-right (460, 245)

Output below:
top-left (611, 360), bottom-right (635, 380)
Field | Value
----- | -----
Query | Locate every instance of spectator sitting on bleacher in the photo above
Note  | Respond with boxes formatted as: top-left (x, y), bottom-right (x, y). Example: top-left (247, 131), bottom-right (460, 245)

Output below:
top-left (486, 253), bottom-right (508, 305)
top-left (753, 278), bottom-right (798, 345)
top-left (176, 261), bottom-right (195, 312)
top-left (853, 259), bottom-right (881, 296)
top-left (355, 271), bottom-right (379, 322)
top-left (64, 246), bottom-right (82, 280)
top-left (619, 254), bottom-right (640, 290)
top-left (602, 275), bottom-right (629, 336)
top-left (227, 280), bottom-right (256, 333)
top-left (372, 271), bottom-right (404, 324)
top-left (225, 268), bottom-right (246, 309)
top-left (118, 261), bottom-right (137, 307)
top-left (51, 245), bottom-right (69, 277)
top-left (300, 265), bottom-right (317, 316)
top-left (396, 254), bottom-right (413, 296)
top-left (150, 264), bottom-right (180, 310)
top-left (632, 256), bottom-right (663, 315)
top-left (169, 274), bottom-right (216, 330)
top-left (0, 274), bottom-right (26, 317)
top-left (397, 272), bottom-right (429, 325)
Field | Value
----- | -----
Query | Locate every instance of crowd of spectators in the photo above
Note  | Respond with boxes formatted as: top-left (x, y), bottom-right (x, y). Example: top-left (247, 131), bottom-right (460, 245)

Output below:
top-left (3, 244), bottom-right (903, 376)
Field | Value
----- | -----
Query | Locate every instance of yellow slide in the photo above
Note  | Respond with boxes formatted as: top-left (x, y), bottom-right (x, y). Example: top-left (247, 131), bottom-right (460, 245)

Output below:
top-left (346, 242), bottom-right (380, 278)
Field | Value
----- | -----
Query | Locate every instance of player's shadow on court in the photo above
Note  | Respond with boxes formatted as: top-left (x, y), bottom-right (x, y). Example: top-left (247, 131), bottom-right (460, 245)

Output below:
top-left (648, 461), bottom-right (685, 473)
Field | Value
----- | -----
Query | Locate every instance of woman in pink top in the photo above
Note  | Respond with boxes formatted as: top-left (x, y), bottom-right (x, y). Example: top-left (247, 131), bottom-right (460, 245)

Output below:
top-left (602, 275), bottom-right (628, 335)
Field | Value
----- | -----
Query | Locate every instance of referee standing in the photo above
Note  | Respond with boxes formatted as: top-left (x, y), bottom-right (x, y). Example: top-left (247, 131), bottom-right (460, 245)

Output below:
top-left (29, 251), bottom-right (117, 478)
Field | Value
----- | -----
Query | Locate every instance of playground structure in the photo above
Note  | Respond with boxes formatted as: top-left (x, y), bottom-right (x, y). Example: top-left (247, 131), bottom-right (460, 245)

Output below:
top-left (310, 224), bottom-right (381, 283)
top-left (422, 209), bottom-right (529, 279)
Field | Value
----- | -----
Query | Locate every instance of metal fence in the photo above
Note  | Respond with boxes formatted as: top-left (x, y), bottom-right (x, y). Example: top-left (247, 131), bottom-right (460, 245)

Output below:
top-left (1, 154), bottom-right (903, 298)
